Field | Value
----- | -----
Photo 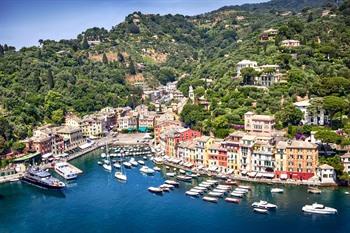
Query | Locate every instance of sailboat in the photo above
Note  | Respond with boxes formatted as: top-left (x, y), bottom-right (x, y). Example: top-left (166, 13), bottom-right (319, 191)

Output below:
top-left (115, 150), bottom-right (127, 182)
top-left (103, 142), bottom-right (112, 172)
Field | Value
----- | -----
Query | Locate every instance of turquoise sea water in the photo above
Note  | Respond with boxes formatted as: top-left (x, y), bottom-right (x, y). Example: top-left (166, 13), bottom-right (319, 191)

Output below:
top-left (1, 149), bottom-right (349, 233)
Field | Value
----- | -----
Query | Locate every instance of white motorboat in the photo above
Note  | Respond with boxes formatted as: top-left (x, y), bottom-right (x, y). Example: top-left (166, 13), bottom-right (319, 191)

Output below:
top-left (345, 191), bottom-right (349, 195)
top-left (166, 172), bottom-right (176, 177)
top-left (103, 163), bottom-right (112, 172)
top-left (153, 167), bottom-right (161, 172)
top-left (165, 180), bottom-right (179, 186)
top-left (190, 188), bottom-right (204, 194)
top-left (203, 196), bottom-right (218, 203)
top-left (123, 162), bottom-right (132, 168)
top-left (148, 187), bottom-right (163, 194)
top-left (194, 186), bottom-right (207, 191)
top-left (271, 188), bottom-right (284, 193)
top-left (137, 160), bottom-right (145, 165)
top-left (252, 200), bottom-right (277, 209)
top-left (54, 162), bottom-right (78, 180)
top-left (179, 169), bottom-right (186, 174)
top-left (140, 166), bottom-right (155, 175)
top-left (254, 208), bottom-right (268, 214)
top-left (143, 156), bottom-right (148, 160)
top-left (160, 184), bottom-right (174, 189)
top-left (176, 175), bottom-right (192, 182)
top-left (97, 161), bottom-right (103, 165)
top-left (206, 179), bottom-right (219, 184)
top-left (225, 197), bottom-right (240, 204)
top-left (100, 153), bottom-right (106, 158)
top-left (130, 159), bottom-right (138, 167)
top-left (115, 172), bottom-right (127, 181)
top-left (186, 191), bottom-right (200, 197)
top-left (238, 185), bottom-right (251, 190)
top-left (235, 188), bottom-right (249, 193)
top-left (302, 203), bottom-right (337, 215)
top-left (208, 191), bottom-right (224, 197)
top-left (103, 159), bottom-right (110, 164)
top-left (230, 191), bottom-right (244, 198)
top-left (113, 163), bottom-right (121, 169)
top-left (212, 189), bottom-right (226, 194)
top-left (308, 187), bottom-right (322, 194)
top-left (199, 183), bottom-right (212, 188)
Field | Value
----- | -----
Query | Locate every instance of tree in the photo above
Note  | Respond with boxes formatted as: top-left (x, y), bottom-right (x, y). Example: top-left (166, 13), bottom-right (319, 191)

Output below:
top-left (0, 136), bottom-right (6, 154)
top-left (0, 44), bottom-right (4, 56)
top-left (277, 105), bottom-right (303, 127)
top-left (128, 23), bottom-right (140, 34)
top-left (12, 141), bottom-right (25, 153)
top-left (117, 52), bottom-right (124, 63)
top-left (51, 109), bottom-right (65, 124)
top-left (241, 67), bottom-right (259, 85)
top-left (323, 96), bottom-right (349, 126)
top-left (129, 59), bottom-right (136, 75)
top-left (82, 37), bottom-right (89, 49)
top-left (102, 53), bottom-right (108, 64)
top-left (48, 69), bottom-right (54, 89)
top-left (315, 130), bottom-right (342, 144)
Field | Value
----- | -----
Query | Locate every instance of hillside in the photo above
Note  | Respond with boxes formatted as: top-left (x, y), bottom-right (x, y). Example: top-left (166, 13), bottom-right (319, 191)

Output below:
top-left (1, 0), bottom-right (350, 154)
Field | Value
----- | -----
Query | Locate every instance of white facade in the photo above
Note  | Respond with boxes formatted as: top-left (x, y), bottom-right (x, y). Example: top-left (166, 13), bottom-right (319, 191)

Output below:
top-left (252, 143), bottom-right (275, 172)
top-left (236, 60), bottom-right (258, 76)
top-left (317, 164), bottom-right (336, 184)
top-left (341, 153), bottom-right (350, 174)
top-left (293, 99), bottom-right (327, 125)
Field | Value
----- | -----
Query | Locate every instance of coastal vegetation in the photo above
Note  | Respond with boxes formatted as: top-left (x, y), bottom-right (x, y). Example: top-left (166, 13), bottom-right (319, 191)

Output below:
top-left (1, 0), bottom-right (350, 155)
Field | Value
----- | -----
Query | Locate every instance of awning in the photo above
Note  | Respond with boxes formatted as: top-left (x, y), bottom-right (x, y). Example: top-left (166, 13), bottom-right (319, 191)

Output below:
top-left (42, 153), bottom-right (53, 159)
top-left (280, 173), bottom-right (288, 180)
top-left (241, 170), bottom-right (248, 175)
top-left (12, 152), bottom-right (41, 162)
top-left (79, 142), bottom-right (94, 150)
top-left (209, 166), bottom-right (218, 172)
top-left (255, 173), bottom-right (263, 178)
top-left (226, 169), bottom-right (234, 174)
top-left (248, 171), bottom-right (257, 177)
top-left (263, 173), bottom-right (275, 178)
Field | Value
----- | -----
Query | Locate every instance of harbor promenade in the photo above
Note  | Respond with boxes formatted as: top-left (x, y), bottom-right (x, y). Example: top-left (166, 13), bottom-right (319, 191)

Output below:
top-left (162, 161), bottom-right (322, 187)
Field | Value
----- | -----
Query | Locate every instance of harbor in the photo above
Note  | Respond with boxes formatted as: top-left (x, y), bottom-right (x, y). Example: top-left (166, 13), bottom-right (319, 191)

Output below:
top-left (1, 148), bottom-right (349, 233)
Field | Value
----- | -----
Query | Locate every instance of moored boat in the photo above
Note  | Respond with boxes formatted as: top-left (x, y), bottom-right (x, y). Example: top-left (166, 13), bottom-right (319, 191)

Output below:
top-left (140, 166), bottom-right (155, 175)
top-left (21, 167), bottom-right (65, 190)
top-left (302, 203), bottom-right (337, 215)
top-left (271, 188), bottom-right (284, 193)
top-left (186, 191), bottom-right (200, 197)
top-left (238, 185), bottom-right (251, 190)
top-left (103, 163), bottom-right (112, 172)
top-left (252, 200), bottom-right (277, 209)
top-left (203, 196), bottom-right (218, 203)
top-left (225, 197), bottom-right (240, 204)
top-left (230, 191), bottom-right (244, 198)
top-left (166, 172), bottom-right (176, 177)
top-left (137, 160), bottom-right (145, 165)
top-left (54, 162), bottom-right (77, 180)
top-left (153, 166), bottom-right (161, 172)
top-left (148, 187), bottom-right (163, 194)
top-left (113, 163), bottom-right (121, 169)
top-left (115, 172), bottom-right (127, 182)
top-left (208, 191), bottom-right (224, 197)
top-left (308, 187), bottom-right (322, 194)
top-left (176, 175), bottom-right (192, 182)
top-left (123, 161), bottom-right (132, 168)
top-left (254, 208), bottom-right (268, 214)
top-left (165, 180), bottom-right (179, 186)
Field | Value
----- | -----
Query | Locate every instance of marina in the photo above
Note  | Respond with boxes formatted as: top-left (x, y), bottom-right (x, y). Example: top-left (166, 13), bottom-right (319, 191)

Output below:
top-left (0, 148), bottom-right (349, 233)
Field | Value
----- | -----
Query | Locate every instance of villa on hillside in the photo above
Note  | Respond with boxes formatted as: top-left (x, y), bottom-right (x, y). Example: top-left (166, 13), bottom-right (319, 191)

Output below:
top-left (281, 39), bottom-right (300, 48)
top-left (236, 60), bottom-right (258, 76)
top-left (293, 99), bottom-right (328, 125)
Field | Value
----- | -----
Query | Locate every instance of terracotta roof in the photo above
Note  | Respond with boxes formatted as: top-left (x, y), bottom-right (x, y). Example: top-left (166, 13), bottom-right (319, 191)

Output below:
top-left (319, 164), bottom-right (334, 170)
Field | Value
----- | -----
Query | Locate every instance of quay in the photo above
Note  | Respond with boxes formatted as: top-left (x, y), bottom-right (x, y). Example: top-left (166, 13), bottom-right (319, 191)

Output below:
top-left (162, 161), bottom-right (322, 187)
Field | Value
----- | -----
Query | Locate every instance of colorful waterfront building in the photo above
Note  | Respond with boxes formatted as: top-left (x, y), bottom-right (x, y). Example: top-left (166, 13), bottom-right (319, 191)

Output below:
top-left (252, 141), bottom-right (275, 173)
top-left (223, 132), bottom-right (246, 174)
top-left (165, 127), bottom-right (201, 157)
top-left (275, 140), bottom-right (318, 180)
top-left (239, 135), bottom-right (256, 173)
top-left (194, 136), bottom-right (215, 166)
top-left (340, 152), bottom-right (350, 174)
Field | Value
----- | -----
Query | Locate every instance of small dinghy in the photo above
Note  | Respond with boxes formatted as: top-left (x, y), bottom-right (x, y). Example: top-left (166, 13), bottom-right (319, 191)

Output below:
top-left (254, 208), bottom-right (268, 214)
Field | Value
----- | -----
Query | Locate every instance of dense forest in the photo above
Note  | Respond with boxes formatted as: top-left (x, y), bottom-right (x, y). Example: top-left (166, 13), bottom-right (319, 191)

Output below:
top-left (1, 0), bottom-right (350, 154)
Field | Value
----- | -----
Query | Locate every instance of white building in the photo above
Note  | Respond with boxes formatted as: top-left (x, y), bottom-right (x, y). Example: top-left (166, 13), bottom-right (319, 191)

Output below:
top-left (293, 99), bottom-right (327, 125)
top-left (340, 152), bottom-right (350, 174)
top-left (252, 142), bottom-right (275, 173)
top-left (236, 60), bottom-right (258, 76)
top-left (317, 164), bottom-right (336, 184)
